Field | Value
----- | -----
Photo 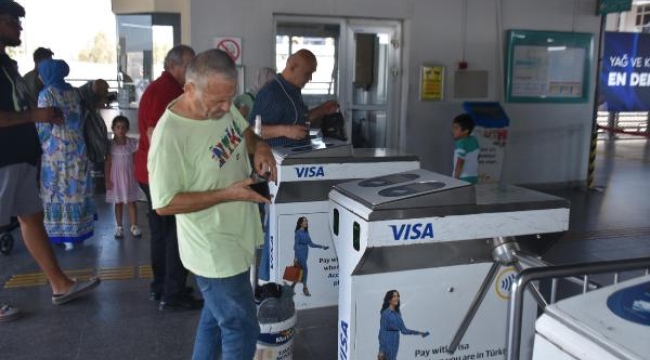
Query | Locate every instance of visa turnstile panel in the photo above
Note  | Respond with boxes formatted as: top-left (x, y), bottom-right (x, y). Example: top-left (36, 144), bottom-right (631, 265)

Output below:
top-left (267, 140), bottom-right (419, 310)
top-left (330, 169), bottom-right (570, 360)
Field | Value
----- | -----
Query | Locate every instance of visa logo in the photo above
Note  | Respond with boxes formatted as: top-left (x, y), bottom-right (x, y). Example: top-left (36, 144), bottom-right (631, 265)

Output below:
top-left (339, 320), bottom-right (349, 360)
top-left (389, 223), bottom-right (434, 240)
top-left (295, 166), bottom-right (325, 178)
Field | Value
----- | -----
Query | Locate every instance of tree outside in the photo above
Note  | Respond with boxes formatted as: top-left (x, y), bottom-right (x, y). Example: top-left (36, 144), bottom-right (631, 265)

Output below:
top-left (78, 32), bottom-right (116, 64)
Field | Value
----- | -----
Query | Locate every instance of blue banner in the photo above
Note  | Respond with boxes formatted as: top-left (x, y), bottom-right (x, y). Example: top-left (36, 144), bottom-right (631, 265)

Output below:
top-left (600, 32), bottom-right (650, 112)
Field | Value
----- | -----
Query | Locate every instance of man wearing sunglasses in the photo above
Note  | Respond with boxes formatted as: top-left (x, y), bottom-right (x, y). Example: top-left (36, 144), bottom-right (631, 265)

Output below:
top-left (0, 0), bottom-right (100, 322)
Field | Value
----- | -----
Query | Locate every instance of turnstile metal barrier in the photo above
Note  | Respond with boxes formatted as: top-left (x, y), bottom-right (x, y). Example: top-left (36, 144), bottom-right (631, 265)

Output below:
top-left (506, 257), bottom-right (650, 360)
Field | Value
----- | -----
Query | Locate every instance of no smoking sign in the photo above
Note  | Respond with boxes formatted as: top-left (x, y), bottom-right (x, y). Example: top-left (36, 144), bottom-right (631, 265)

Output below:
top-left (214, 37), bottom-right (242, 65)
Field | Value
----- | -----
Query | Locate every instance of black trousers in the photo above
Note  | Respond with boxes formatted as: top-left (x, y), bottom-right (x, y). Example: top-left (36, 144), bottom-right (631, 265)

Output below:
top-left (140, 183), bottom-right (188, 303)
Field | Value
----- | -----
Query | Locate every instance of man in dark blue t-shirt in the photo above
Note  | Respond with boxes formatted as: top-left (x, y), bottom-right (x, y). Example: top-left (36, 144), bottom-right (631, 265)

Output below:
top-left (0, 0), bottom-right (99, 322)
top-left (248, 49), bottom-right (338, 147)
top-left (247, 49), bottom-right (339, 282)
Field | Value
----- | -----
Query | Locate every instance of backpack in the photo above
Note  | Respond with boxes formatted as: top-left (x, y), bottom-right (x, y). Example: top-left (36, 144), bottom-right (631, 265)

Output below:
top-left (78, 93), bottom-right (109, 163)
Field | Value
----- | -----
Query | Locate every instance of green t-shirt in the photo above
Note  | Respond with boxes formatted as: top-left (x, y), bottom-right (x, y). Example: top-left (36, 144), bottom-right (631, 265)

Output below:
top-left (148, 104), bottom-right (263, 278)
top-left (453, 135), bottom-right (480, 184)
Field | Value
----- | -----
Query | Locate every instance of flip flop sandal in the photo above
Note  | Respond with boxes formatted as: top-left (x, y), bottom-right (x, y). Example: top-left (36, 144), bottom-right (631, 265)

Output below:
top-left (52, 277), bottom-right (101, 306)
top-left (0, 304), bottom-right (22, 322)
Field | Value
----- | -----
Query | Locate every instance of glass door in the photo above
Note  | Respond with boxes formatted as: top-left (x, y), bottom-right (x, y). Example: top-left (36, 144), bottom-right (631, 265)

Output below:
top-left (274, 16), bottom-right (402, 149)
top-left (346, 21), bottom-right (401, 148)
top-left (116, 13), bottom-right (179, 106)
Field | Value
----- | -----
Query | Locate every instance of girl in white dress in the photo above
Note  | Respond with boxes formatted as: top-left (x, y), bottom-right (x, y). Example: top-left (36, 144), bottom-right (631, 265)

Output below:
top-left (105, 115), bottom-right (141, 238)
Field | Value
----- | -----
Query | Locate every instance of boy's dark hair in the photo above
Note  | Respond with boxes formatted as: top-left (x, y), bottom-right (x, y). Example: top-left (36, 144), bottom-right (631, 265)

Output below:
top-left (453, 114), bottom-right (475, 134)
top-left (112, 115), bottom-right (130, 130)
top-left (0, 0), bottom-right (25, 17)
top-left (33, 47), bottom-right (54, 63)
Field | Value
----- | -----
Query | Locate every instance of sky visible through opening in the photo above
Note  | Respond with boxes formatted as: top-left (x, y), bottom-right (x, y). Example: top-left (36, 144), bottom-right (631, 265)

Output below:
top-left (12, 0), bottom-right (116, 82)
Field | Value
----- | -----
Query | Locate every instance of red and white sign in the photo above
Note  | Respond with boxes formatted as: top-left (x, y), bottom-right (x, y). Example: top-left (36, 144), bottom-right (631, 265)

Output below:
top-left (214, 37), bottom-right (242, 65)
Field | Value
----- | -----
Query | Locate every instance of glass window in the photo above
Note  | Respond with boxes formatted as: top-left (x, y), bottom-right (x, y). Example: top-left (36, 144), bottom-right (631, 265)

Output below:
top-left (11, 0), bottom-right (117, 89)
top-left (275, 35), bottom-right (290, 72)
top-left (116, 14), bottom-right (179, 106)
top-left (275, 21), bottom-right (340, 103)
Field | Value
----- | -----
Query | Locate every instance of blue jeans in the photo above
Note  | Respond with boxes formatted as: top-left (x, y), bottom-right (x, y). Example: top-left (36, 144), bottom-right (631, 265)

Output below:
top-left (192, 271), bottom-right (260, 360)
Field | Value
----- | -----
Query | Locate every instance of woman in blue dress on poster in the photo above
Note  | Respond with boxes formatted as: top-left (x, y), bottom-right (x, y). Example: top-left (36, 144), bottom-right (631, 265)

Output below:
top-left (36, 59), bottom-right (94, 250)
top-left (293, 216), bottom-right (328, 296)
top-left (378, 290), bottom-right (429, 360)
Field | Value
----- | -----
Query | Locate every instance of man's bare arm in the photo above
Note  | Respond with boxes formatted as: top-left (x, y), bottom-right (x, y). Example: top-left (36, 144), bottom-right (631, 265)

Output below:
top-left (260, 124), bottom-right (308, 140)
top-left (155, 178), bottom-right (269, 216)
top-left (0, 108), bottom-right (63, 128)
top-left (307, 100), bottom-right (338, 125)
top-left (243, 128), bottom-right (277, 183)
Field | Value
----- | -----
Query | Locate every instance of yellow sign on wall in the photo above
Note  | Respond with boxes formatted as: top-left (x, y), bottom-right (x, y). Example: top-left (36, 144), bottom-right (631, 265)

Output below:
top-left (420, 65), bottom-right (445, 101)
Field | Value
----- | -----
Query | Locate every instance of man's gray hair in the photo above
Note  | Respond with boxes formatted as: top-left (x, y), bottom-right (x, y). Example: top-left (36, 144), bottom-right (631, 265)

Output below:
top-left (185, 49), bottom-right (238, 90)
top-left (163, 44), bottom-right (195, 71)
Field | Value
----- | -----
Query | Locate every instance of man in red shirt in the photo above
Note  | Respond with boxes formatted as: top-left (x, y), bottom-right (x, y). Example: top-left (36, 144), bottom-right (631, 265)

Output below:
top-left (135, 44), bottom-right (201, 311)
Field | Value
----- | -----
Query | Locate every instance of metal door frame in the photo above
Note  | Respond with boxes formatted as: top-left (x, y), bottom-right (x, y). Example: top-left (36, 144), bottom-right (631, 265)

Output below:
top-left (273, 15), bottom-right (403, 149)
top-left (345, 20), bottom-right (402, 149)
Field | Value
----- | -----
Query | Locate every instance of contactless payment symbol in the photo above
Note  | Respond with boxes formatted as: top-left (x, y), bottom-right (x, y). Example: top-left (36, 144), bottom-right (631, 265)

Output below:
top-left (495, 267), bottom-right (517, 300)
top-left (607, 281), bottom-right (650, 326)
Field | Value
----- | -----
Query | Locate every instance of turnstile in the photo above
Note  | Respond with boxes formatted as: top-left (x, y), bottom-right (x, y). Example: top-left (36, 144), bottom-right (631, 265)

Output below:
top-left (533, 275), bottom-right (650, 360)
top-left (265, 139), bottom-right (419, 310)
top-left (329, 169), bottom-right (570, 360)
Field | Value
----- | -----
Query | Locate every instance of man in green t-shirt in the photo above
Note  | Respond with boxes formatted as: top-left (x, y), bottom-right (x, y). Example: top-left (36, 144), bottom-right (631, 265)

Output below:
top-left (148, 49), bottom-right (277, 359)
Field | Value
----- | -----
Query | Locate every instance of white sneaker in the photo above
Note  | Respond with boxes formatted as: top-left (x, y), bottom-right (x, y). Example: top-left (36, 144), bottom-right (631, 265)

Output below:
top-left (130, 225), bottom-right (142, 237)
top-left (115, 226), bottom-right (124, 238)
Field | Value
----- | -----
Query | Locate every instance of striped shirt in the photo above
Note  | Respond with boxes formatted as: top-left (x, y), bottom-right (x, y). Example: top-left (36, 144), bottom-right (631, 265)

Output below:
top-left (248, 74), bottom-right (310, 147)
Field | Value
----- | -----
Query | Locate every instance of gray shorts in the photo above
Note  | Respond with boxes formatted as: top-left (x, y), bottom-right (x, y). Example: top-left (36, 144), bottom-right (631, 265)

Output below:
top-left (0, 163), bottom-right (43, 226)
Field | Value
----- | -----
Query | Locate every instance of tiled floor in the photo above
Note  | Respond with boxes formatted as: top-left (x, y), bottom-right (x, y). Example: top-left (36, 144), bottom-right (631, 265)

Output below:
top-left (0, 139), bottom-right (649, 359)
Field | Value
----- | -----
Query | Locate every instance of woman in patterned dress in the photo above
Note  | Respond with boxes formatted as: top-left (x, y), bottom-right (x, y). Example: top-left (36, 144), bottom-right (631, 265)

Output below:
top-left (36, 59), bottom-right (94, 250)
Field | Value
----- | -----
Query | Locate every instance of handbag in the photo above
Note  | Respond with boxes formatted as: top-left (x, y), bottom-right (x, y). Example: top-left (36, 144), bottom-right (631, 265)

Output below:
top-left (320, 112), bottom-right (347, 141)
top-left (283, 261), bottom-right (303, 282)
top-left (78, 91), bottom-right (109, 163)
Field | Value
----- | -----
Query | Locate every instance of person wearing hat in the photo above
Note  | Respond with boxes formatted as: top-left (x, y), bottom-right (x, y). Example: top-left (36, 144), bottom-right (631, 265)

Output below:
top-left (23, 46), bottom-right (53, 104)
top-left (0, 0), bottom-right (100, 322)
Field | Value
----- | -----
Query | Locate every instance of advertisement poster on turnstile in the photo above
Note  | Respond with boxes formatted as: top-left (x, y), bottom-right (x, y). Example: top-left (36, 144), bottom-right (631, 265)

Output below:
top-left (330, 170), bottom-right (569, 360)
top-left (462, 102), bottom-right (510, 184)
top-left (276, 213), bottom-right (338, 309)
top-left (345, 265), bottom-right (519, 360)
top-left (267, 143), bottom-right (420, 310)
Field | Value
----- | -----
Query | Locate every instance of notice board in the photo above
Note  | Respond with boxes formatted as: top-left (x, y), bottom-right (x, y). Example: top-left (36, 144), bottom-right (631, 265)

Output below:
top-left (505, 30), bottom-right (593, 103)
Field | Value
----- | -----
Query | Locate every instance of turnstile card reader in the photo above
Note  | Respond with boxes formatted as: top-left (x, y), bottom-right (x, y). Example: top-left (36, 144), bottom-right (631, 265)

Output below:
top-left (533, 275), bottom-right (650, 360)
top-left (330, 169), bottom-right (570, 360)
top-left (271, 138), bottom-right (353, 161)
top-left (267, 142), bottom-right (419, 310)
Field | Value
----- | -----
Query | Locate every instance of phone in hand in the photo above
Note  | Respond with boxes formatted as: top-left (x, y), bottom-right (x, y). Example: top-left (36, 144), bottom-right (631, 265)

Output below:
top-left (250, 172), bottom-right (271, 199)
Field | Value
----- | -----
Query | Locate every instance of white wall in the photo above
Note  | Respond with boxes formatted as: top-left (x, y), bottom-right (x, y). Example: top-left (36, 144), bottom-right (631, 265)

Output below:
top-left (190, 0), bottom-right (602, 185)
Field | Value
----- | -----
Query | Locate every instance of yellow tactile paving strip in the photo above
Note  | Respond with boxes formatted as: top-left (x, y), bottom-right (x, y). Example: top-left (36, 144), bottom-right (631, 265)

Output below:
top-left (4, 265), bottom-right (153, 289)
